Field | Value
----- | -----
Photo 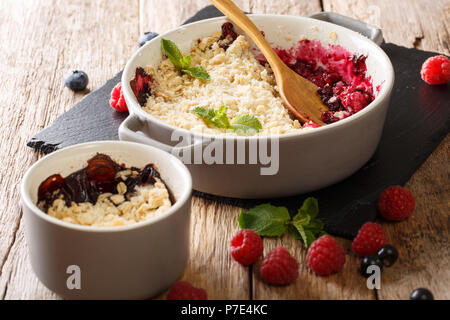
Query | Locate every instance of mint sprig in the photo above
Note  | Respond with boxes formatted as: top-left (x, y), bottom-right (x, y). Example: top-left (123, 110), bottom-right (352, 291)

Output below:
top-left (182, 65), bottom-right (211, 80)
top-left (292, 198), bottom-right (326, 247)
top-left (238, 197), bottom-right (326, 248)
top-left (191, 106), bottom-right (230, 129)
top-left (238, 204), bottom-right (290, 236)
top-left (231, 114), bottom-right (263, 134)
top-left (161, 38), bottom-right (210, 80)
top-left (191, 106), bottom-right (262, 134)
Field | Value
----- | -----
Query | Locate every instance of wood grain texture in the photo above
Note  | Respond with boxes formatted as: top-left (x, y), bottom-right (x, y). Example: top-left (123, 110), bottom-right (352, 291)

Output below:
top-left (0, 0), bottom-right (448, 300)
top-left (139, 0), bottom-right (322, 33)
top-left (322, 0), bottom-right (450, 300)
top-left (322, 0), bottom-right (450, 55)
top-left (155, 198), bottom-right (249, 299)
top-left (378, 136), bottom-right (450, 300)
top-left (0, 0), bottom-right (139, 299)
top-left (253, 237), bottom-right (374, 300)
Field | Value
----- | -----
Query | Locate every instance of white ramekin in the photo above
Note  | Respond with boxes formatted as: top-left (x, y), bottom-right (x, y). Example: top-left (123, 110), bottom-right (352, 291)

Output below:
top-left (21, 141), bottom-right (192, 299)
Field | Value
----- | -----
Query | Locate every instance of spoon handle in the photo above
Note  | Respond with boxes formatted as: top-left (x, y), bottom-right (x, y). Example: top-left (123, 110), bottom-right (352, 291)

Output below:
top-left (210, 0), bottom-right (286, 70)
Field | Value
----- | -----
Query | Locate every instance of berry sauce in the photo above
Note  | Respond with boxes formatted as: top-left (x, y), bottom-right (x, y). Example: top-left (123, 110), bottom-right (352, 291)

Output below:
top-left (259, 39), bottom-right (375, 124)
top-left (37, 154), bottom-right (162, 211)
top-left (219, 22), bottom-right (238, 50)
top-left (130, 67), bottom-right (152, 106)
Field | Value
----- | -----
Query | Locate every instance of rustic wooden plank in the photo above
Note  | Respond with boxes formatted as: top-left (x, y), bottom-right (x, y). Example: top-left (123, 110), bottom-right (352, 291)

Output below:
top-left (139, 0), bottom-right (253, 300)
top-left (140, 0), bottom-right (211, 34)
top-left (247, 0), bottom-right (373, 300)
top-left (155, 198), bottom-right (249, 299)
top-left (378, 136), bottom-right (450, 300)
top-left (140, 0), bottom-right (353, 300)
top-left (253, 236), bottom-right (375, 299)
top-left (1, 0), bottom-right (448, 301)
top-left (0, 0), bottom-right (139, 299)
top-left (322, 0), bottom-right (450, 300)
top-left (322, 0), bottom-right (449, 55)
top-left (139, 0), bottom-right (323, 34)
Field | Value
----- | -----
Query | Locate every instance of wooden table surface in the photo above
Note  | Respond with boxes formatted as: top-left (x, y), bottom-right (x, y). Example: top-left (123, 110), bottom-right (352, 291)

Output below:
top-left (0, 0), bottom-right (448, 300)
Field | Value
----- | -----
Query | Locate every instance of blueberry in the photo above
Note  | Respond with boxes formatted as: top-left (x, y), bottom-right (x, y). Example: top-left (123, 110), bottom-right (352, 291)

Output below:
top-left (377, 244), bottom-right (399, 267)
top-left (138, 32), bottom-right (159, 46)
top-left (360, 256), bottom-right (383, 278)
top-left (64, 70), bottom-right (88, 91)
top-left (410, 288), bottom-right (434, 300)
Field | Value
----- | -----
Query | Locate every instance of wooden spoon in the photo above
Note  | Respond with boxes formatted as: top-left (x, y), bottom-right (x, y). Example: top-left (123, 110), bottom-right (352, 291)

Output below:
top-left (211, 0), bottom-right (328, 125)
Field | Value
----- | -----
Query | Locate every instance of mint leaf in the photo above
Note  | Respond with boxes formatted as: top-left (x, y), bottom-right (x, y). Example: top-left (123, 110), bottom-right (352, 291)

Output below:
top-left (191, 106), bottom-right (214, 121)
top-left (292, 210), bottom-right (310, 225)
top-left (292, 222), bottom-right (316, 248)
top-left (292, 197), bottom-right (325, 248)
top-left (231, 114), bottom-right (262, 134)
top-left (235, 197), bottom-right (325, 247)
top-left (191, 107), bottom-right (220, 128)
top-left (191, 106), bottom-right (261, 134)
top-left (191, 106), bottom-right (230, 128)
top-left (288, 224), bottom-right (302, 240)
top-left (181, 55), bottom-right (191, 69)
top-left (182, 65), bottom-right (211, 80)
top-left (161, 38), bottom-right (183, 70)
top-left (306, 219), bottom-right (324, 231)
top-left (161, 38), bottom-right (210, 80)
top-left (213, 105), bottom-right (231, 128)
top-left (298, 197), bottom-right (319, 219)
top-left (238, 204), bottom-right (291, 237)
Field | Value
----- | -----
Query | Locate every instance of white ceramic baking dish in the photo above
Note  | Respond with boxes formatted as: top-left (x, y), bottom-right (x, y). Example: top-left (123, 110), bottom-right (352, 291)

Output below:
top-left (21, 141), bottom-right (192, 299)
top-left (119, 14), bottom-right (394, 199)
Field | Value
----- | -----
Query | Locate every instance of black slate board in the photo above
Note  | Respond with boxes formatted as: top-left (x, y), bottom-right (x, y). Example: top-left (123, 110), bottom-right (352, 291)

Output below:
top-left (27, 6), bottom-right (450, 239)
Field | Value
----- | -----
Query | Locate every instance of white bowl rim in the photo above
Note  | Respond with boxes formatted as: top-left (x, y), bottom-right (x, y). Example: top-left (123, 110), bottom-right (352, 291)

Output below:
top-left (21, 141), bottom-right (192, 233)
top-left (122, 14), bottom-right (394, 141)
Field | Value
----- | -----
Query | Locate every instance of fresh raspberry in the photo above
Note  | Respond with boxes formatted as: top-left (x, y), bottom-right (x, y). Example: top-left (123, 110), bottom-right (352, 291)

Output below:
top-left (166, 281), bottom-right (207, 300)
top-left (352, 222), bottom-right (387, 257)
top-left (109, 82), bottom-right (128, 112)
top-left (378, 185), bottom-right (415, 221)
top-left (306, 235), bottom-right (346, 276)
top-left (259, 247), bottom-right (298, 285)
top-left (302, 121), bottom-right (321, 128)
top-left (230, 229), bottom-right (263, 266)
top-left (420, 55), bottom-right (450, 85)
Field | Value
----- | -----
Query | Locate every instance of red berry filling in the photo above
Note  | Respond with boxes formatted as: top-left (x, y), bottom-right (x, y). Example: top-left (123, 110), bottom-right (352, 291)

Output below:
top-left (130, 67), bottom-right (152, 106)
top-left (302, 120), bottom-right (321, 128)
top-left (257, 37), bottom-right (375, 124)
top-left (276, 44), bottom-right (374, 123)
top-left (219, 22), bottom-right (238, 50)
top-left (37, 154), bottom-right (162, 211)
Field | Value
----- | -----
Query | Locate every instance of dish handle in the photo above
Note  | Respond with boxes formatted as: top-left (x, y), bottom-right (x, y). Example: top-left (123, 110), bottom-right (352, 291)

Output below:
top-left (308, 12), bottom-right (383, 46)
top-left (119, 113), bottom-right (200, 154)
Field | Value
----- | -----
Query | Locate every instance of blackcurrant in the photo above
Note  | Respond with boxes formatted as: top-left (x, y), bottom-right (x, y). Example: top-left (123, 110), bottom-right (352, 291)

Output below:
top-left (410, 288), bottom-right (434, 300)
top-left (377, 244), bottom-right (399, 267)
top-left (360, 256), bottom-right (383, 278)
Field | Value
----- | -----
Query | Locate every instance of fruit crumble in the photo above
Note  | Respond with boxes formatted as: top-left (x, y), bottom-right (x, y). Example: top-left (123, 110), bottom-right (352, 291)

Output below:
top-left (132, 23), bottom-right (375, 134)
top-left (37, 154), bottom-right (172, 227)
